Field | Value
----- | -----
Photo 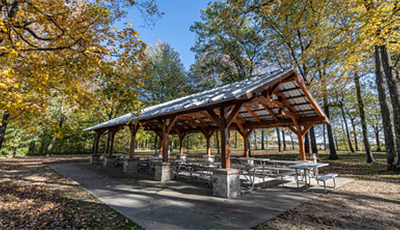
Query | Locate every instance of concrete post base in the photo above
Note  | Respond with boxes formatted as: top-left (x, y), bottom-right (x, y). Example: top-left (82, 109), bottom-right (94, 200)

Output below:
top-left (123, 158), bottom-right (140, 174)
top-left (155, 162), bottom-right (173, 182)
top-left (212, 169), bottom-right (241, 199)
top-left (103, 155), bottom-right (117, 167)
top-left (90, 155), bottom-right (101, 164)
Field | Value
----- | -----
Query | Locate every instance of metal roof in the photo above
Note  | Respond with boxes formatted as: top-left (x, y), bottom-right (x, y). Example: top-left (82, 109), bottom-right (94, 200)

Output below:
top-left (83, 67), bottom-right (295, 132)
top-left (84, 67), bottom-right (330, 133)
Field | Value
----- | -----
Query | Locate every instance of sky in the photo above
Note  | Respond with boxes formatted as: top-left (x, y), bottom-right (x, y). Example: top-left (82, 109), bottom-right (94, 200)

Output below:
top-left (127, 1), bottom-right (211, 70)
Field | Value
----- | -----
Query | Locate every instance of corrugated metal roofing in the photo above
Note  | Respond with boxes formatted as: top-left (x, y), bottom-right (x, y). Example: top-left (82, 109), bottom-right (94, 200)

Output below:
top-left (83, 67), bottom-right (294, 131)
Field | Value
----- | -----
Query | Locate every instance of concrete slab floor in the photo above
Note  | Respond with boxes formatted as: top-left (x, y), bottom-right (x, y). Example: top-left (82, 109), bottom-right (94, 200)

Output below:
top-left (49, 163), bottom-right (354, 230)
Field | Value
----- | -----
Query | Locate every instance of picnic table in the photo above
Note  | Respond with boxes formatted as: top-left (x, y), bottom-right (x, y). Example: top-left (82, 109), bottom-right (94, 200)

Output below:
top-left (287, 162), bottom-right (329, 190)
top-left (232, 164), bottom-right (262, 193)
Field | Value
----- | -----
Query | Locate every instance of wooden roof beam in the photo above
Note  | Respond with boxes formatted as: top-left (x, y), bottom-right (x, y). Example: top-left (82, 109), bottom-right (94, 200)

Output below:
top-left (243, 105), bottom-right (261, 122)
top-left (202, 111), bottom-right (219, 126)
top-left (258, 96), bottom-right (284, 108)
top-left (285, 94), bottom-right (307, 100)
top-left (259, 102), bottom-right (278, 121)
top-left (294, 76), bottom-right (326, 119)
top-left (280, 87), bottom-right (301, 94)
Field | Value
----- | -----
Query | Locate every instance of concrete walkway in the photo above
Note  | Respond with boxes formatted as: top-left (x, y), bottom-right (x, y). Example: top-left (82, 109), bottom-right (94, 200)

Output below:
top-left (50, 163), bottom-right (353, 229)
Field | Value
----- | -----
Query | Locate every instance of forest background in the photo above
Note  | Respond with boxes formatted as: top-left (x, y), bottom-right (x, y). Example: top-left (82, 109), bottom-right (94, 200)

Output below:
top-left (1, 0), bottom-right (399, 171)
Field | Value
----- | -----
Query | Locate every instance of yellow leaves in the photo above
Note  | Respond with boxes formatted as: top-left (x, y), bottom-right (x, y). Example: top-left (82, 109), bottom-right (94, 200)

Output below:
top-left (0, 0), bottom-right (151, 128)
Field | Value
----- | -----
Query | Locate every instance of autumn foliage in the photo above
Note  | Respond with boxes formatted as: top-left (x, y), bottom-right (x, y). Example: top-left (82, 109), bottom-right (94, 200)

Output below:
top-left (0, 0), bottom-right (162, 127)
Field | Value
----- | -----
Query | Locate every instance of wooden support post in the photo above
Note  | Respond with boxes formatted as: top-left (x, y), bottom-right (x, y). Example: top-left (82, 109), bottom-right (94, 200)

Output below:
top-left (93, 130), bottom-right (103, 155)
top-left (207, 103), bottom-right (243, 169)
top-left (201, 127), bottom-right (215, 156)
top-left (159, 136), bottom-right (163, 155)
top-left (129, 123), bottom-right (140, 158)
top-left (108, 126), bottom-right (124, 156)
top-left (206, 136), bottom-right (211, 155)
top-left (243, 134), bottom-right (249, 157)
top-left (159, 117), bottom-right (177, 162)
top-left (162, 122), bottom-right (169, 162)
top-left (236, 124), bottom-right (254, 158)
top-left (108, 128), bottom-right (116, 156)
top-left (288, 118), bottom-right (315, 161)
top-left (220, 106), bottom-right (230, 169)
top-left (174, 128), bottom-right (186, 155)
top-left (298, 133), bottom-right (306, 161)
top-left (179, 135), bottom-right (185, 154)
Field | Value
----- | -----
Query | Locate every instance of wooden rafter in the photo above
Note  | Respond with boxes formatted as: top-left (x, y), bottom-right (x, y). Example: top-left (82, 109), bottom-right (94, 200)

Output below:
top-left (192, 113), bottom-right (207, 124)
top-left (243, 105), bottom-right (261, 122)
top-left (285, 94), bottom-right (307, 100)
top-left (294, 76), bottom-right (326, 119)
top-left (203, 110), bottom-right (219, 126)
top-left (280, 87), bottom-right (301, 94)
top-left (260, 102), bottom-right (278, 121)
top-left (292, 102), bottom-right (313, 107)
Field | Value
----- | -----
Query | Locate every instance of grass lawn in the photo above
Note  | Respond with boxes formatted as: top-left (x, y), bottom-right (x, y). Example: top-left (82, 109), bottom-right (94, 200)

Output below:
top-left (0, 150), bottom-right (399, 229)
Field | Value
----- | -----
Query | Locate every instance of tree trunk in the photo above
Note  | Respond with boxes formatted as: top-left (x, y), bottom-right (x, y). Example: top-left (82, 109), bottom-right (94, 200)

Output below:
top-left (323, 125), bottom-right (327, 150)
top-left (290, 131), bottom-right (295, 150)
top-left (253, 130), bottom-right (258, 150)
top-left (187, 135), bottom-right (190, 153)
top-left (334, 133), bottom-right (339, 151)
top-left (375, 45), bottom-right (397, 170)
top-left (45, 115), bottom-right (65, 157)
top-left (28, 141), bottom-right (36, 154)
top-left (266, 134), bottom-right (269, 148)
top-left (154, 134), bottom-right (158, 154)
top-left (276, 128), bottom-right (282, 152)
top-left (340, 102), bottom-right (355, 152)
top-left (247, 137), bottom-right (252, 157)
top-left (170, 135), bottom-right (174, 152)
top-left (216, 132), bottom-right (220, 154)
top-left (380, 45), bottom-right (400, 168)
top-left (354, 73), bottom-right (374, 162)
top-left (261, 130), bottom-right (265, 150)
top-left (350, 119), bottom-right (359, 151)
top-left (282, 129), bottom-right (287, 151)
top-left (106, 131), bottom-right (111, 154)
top-left (0, 111), bottom-right (10, 149)
top-left (234, 131), bottom-right (238, 148)
top-left (324, 104), bottom-right (339, 160)
top-left (310, 126), bottom-right (318, 156)
top-left (305, 133), bottom-right (310, 154)
top-left (46, 136), bottom-right (57, 157)
top-left (375, 129), bottom-right (381, 152)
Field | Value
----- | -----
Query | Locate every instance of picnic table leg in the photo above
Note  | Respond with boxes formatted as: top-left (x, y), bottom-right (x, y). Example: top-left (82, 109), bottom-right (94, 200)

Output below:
top-left (251, 169), bottom-right (256, 191)
top-left (304, 169), bottom-right (309, 190)
top-left (295, 168), bottom-right (300, 188)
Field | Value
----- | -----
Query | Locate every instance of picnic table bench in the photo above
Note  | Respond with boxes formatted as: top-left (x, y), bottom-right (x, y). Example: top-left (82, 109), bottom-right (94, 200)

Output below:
top-left (316, 173), bottom-right (338, 192)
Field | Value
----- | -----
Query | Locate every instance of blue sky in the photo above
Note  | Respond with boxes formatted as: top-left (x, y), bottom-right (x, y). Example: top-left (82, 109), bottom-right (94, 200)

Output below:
top-left (127, 1), bottom-right (211, 70)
